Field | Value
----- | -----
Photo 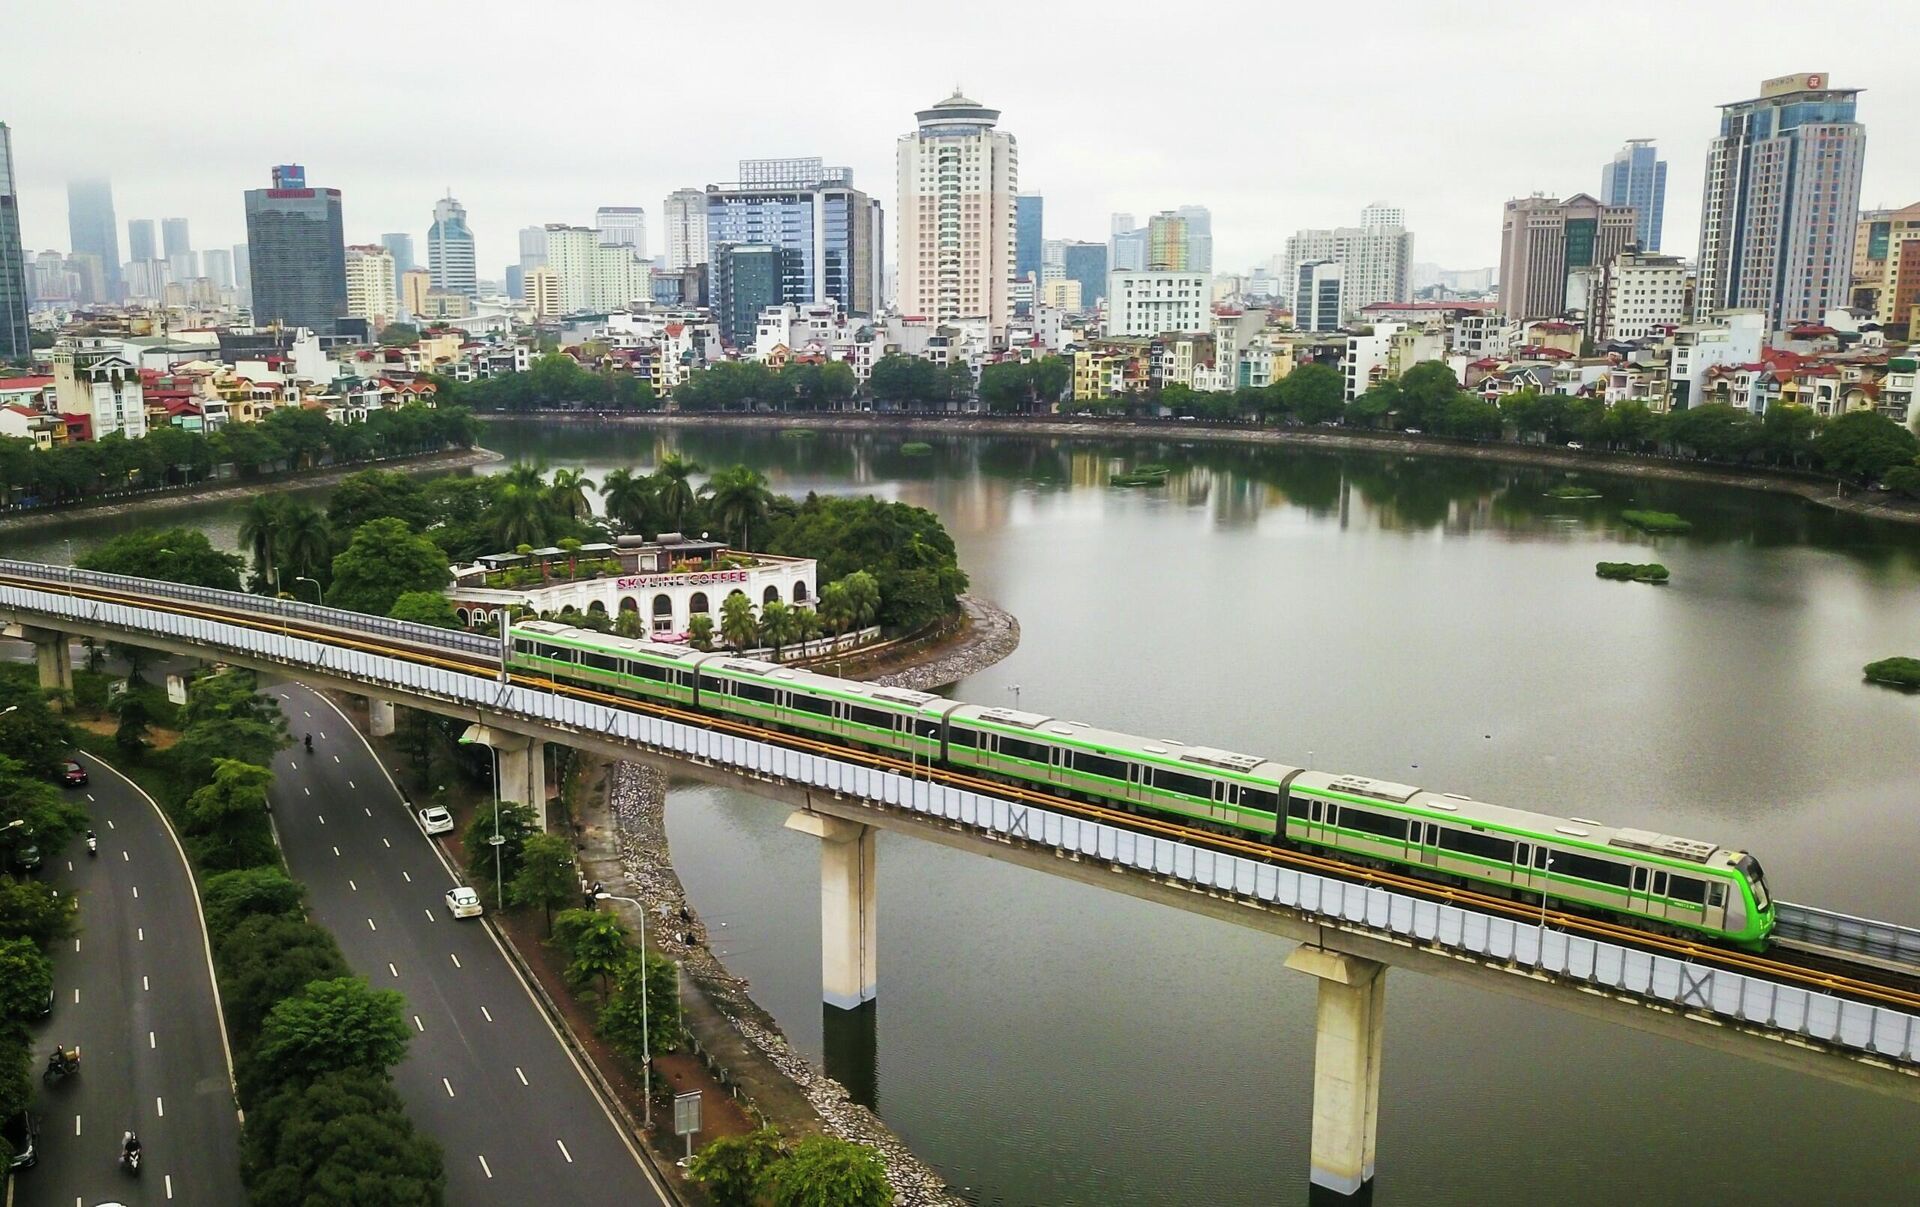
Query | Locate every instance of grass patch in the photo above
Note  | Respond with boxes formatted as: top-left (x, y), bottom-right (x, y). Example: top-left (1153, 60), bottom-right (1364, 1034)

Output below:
top-left (1863, 657), bottom-right (1920, 690)
top-left (901, 441), bottom-right (934, 456)
top-left (1621, 509), bottom-right (1692, 534)
top-left (1547, 485), bottom-right (1602, 499)
top-left (779, 427), bottom-right (817, 439)
top-left (1596, 561), bottom-right (1670, 583)
top-left (1112, 463), bottom-right (1172, 487)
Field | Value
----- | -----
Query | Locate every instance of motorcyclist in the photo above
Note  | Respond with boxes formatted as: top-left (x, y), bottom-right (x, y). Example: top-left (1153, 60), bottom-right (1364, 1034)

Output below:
top-left (122, 1129), bottom-right (141, 1170)
top-left (86, 829), bottom-right (97, 855)
top-left (47, 1045), bottom-right (77, 1074)
top-left (304, 732), bottom-right (314, 753)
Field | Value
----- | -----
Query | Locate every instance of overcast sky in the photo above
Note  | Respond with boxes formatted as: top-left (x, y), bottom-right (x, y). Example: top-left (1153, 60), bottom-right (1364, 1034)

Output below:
top-left (8, 0), bottom-right (1916, 279)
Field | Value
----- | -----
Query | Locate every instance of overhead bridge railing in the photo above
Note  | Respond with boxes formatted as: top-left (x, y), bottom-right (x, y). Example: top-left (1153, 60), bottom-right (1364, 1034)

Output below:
top-left (0, 558), bottom-right (499, 659)
top-left (1775, 903), bottom-right (1920, 973)
top-left (2, 577), bottom-right (1917, 1071)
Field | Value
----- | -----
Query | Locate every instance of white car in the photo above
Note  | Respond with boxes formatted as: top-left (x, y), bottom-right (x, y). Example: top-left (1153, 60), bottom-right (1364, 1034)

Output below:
top-left (419, 806), bottom-right (454, 835)
top-left (444, 886), bottom-right (483, 919)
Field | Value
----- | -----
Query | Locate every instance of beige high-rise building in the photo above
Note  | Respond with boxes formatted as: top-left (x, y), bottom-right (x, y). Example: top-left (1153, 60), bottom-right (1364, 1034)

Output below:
top-left (401, 268), bottom-right (432, 320)
top-left (1147, 212), bottom-right (1190, 272)
top-left (1497, 193), bottom-right (1637, 321)
top-left (544, 224), bottom-right (651, 313)
top-left (663, 188), bottom-right (708, 272)
top-left (895, 91), bottom-right (1018, 335)
top-left (345, 244), bottom-right (397, 325)
top-left (525, 266), bottom-right (562, 318)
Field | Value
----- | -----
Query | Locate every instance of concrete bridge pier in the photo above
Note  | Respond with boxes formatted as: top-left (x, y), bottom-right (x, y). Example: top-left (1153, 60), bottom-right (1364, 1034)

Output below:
top-left (460, 723), bottom-right (550, 830)
top-left (366, 698), bottom-right (396, 738)
top-left (23, 626), bottom-right (73, 693)
top-left (1286, 945), bottom-right (1386, 1199)
top-left (784, 811), bottom-right (877, 1009)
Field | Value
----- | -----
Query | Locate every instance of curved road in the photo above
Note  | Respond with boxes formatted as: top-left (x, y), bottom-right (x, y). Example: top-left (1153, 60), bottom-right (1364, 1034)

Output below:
top-left (263, 682), bottom-right (670, 1206)
top-left (18, 754), bottom-right (244, 1206)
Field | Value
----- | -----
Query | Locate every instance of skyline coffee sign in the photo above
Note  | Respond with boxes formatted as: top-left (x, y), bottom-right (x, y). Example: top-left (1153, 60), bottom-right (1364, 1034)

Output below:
top-left (616, 570), bottom-right (752, 590)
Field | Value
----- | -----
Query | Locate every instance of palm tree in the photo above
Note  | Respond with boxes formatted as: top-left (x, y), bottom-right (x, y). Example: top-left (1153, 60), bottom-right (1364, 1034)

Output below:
top-left (237, 495), bottom-right (285, 591)
top-left (549, 468), bottom-right (597, 525)
top-left (816, 580), bottom-right (853, 636)
top-left (688, 613), bottom-right (715, 651)
top-left (719, 592), bottom-right (758, 651)
top-left (493, 482), bottom-right (551, 550)
top-left (280, 503), bottom-right (333, 586)
top-left (652, 452), bottom-right (704, 533)
top-left (794, 607), bottom-right (823, 643)
top-left (600, 467), bottom-right (658, 535)
top-left (501, 461), bottom-right (547, 493)
top-left (757, 600), bottom-right (797, 658)
top-left (699, 465), bottom-right (773, 549)
top-left (842, 570), bottom-right (881, 631)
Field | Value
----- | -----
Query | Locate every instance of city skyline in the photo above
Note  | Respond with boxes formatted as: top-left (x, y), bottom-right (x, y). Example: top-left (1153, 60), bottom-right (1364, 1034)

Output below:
top-left (8, 1), bottom-right (1918, 281)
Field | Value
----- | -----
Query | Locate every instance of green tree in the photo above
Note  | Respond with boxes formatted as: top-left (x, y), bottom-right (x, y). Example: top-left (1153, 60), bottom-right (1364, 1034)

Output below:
top-left (816, 580), bottom-right (853, 636)
top-left (239, 494), bottom-right (287, 592)
top-left (112, 691), bottom-right (153, 755)
top-left (0, 679), bottom-right (77, 778)
top-left (78, 526), bottom-right (246, 590)
top-left (213, 914), bottom-right (350, 1049)
top-left (654, 452), bottom-right (704, 531)
top-left (509, 832), bottom-right (577, 934)
top-left (688, 613), bottom-right (716, 651)
top-left (171, 670), bottom-right (289, 787)
top-left (1346, 380), bottom-right (1401, 429)
top-left (1438, 394), bottom-right (1502, 441)
top-left (328, 469), bottom-right (432, 533)
top-left (377, 322), bottom-right (421, 347)
top-left (689, 1127), bottom-right (788, 1207)
top-left (490, 481), bottom-right (554, 550)
top-left (1814, 410), bottom-right (1919, 484)
top-left (597, 951), bottom-right (683, 1064)
top-left (202, 867), bottom-right (307, 934)
top-left (1667, 403), bottom-right (1758, 462)
top-left (761, 1136), bottom-right (895, 1207)
top-left (702, 465), bottom-right (774, 548)
top-left (278, 502), bottom-right (334, 588)
top-left (0, 937), bottom-right (52, 1027)
top-left (1275, 363), bottom-right (1346, 424)
top-left (0, 877), bottom-right (75, 948)
top-left (1396, 361), bottom-right (1462, 431)
top-left (388, 591), bottom-right (462, 629)
top-left (0, 754), bottom-right (87, 857)
top-left (183, 758), bottom-right (278, 870)
top-left (247, 976), bottom-right (412, 1096)
top-left (461, 801), bottom-right (538, 890)
top-left (720, 592), bottom-right (759, 650)
top-left (757, 600), bottom-right (798, 656)
top-left (551, 908), bottom-right (632, 1000)
top-left (600, 466), bottom-right (660, 535)
top-left (841, 570), bottom-right (881, 631)
top-left (329, 517), bottom-right (453, 616)
top-left (548, 467), bottom-right (598, 525)
top-left (241, 1068), bottom-right (445, 1207)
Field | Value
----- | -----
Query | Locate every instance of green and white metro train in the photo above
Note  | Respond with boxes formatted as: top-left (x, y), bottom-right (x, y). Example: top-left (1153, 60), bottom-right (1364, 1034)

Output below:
top-left (508, 620), bottom-right (1777, 949)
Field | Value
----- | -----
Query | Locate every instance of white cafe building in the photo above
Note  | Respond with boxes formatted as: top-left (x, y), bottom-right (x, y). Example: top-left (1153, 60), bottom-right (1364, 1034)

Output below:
top-left (446, 534), bottom-right (817, 637)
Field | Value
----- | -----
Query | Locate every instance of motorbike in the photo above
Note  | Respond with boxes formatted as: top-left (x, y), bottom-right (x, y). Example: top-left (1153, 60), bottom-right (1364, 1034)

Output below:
top-left (86, 831), bottom-right (97, 856)
top-left (121, 1136), bottom-right (142, 1176)
top-left (43, 1048), bottom-right (78, 1084)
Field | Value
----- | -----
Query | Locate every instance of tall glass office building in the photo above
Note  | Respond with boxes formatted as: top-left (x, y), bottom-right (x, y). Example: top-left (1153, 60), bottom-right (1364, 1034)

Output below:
top-left (703, 159), bottom-right (881, 317)
top-left (67, 178), bottom-right (121, 301)
top-left (243, 164), bottom-right (347, 333)
top-left (0, 123), bottom-right (29, 360)
top-left (1600, 139), bottom-right (1666, 252)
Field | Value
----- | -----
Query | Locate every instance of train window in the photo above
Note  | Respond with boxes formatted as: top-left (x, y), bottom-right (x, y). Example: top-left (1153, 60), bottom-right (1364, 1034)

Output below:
top-left (1652, 871), bottom-right (1668, 896)
top-left (1309, 799), bottom-right (1324, 824)
top-left (847, 706), bottom-right (893, 731)
top-left (670, 671), bottom-right (691, 688)
top-left (629, 662), bottom-right (665, 682)
top-left (735, 681), bottom-right (778, 705)
top-left (1154, 769), bottom-right (1215, 800)
top-left (1707, 882), bottom-right (1726, 908)
top-left (583, 652), bottom-right (620, 672)
top-left (950, 727), bottom-right (982, 751)
top-left (792, 694), bottom-right (834, 717)
top-left (1668, 876), bottom-right (1706, 904)
top-left (999, 736), bottom-right (1051, 764)
top-left (1242, 788), bottom-right (1279, 815)
top-left (541, 644), bottom-right (575, 665)
top-left (1556, 851), bottom-right (1632, 889)
top-left (1074, 752), bottom-right (1129, 781)
top-left (1438, 827), bottom-right (1515, 864)
top-left (1288, 795), bottom-right (1313, 820)
top-left (1342, 808), bottom-right (1409, 842)
top-left (1534, 846), bottom-right (1550, 870)
top-left (514, 640), bottom-right (535, 656)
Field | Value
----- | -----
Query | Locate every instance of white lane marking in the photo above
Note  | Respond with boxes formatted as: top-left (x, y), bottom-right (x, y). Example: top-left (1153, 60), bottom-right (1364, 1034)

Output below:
top-left (478, 1154), bottom-right (493, 1178)
top-left (349, 879), bottom-right (357, 892)
top-left (106, 819), bottom-right (115, 830)
top-left (515, 1066), bottom-right (527, 1086)
top-left (381, 837), bottom-right (391, 849)
top-left (73, 938), bottom-right (79, 953)
top-left (402, 871), bottom-right (411, 883)
top-left (73, 988), bottom-right (79, 1004)
top-left (556, 1139), bottom-right (573, 1163)
top-left (480, 1006), bottom-right (493, 1022)
top-left (66, 860), bottom-right (72, 871)
top-left (303, 710), bottom-right (311, 718)
top-left (334, 755), bottom-right (341, 763)
top-left (349, 780), bottom-right (356, 789)
top-left (86, 792), bottom-right (95, 802)
top-left (149, 1031), bottom-right (155, 1049)
top-left (289, 761), bottom-right (297, 770)
top-left (332, 846), bottom-right (340, 856)
top-left (74, 1114), bottom-right (81, 1135)
top-left (142, 975), bottom-right (149, 991)
top-left (424, 909), bottom-right (435, 923)
top-left (414, 1015), bottom-right (425, 1032)
top-left (319, 731), bottom-right (327, 740)
top-left (388, 963), bottom-right (398, 978)
top-left (364, 807), bottom-right (371, 816)
top-left (156, 1096), bottom-right (164, 1117)
top-left (166, 1173), bottom-right (174, 1199)
top-left (367, 917), bottom-right (377, 932)
top-left (137, 927), bottom-right (144, 942)
top-left (442, 1077), bottom-right (454, 1098)
top-left (131, 885), bottom-right (138, 899)
top-left (121, 850), bottom-right (128, 862)
top-left (449, 953), bottom-right (461, 969)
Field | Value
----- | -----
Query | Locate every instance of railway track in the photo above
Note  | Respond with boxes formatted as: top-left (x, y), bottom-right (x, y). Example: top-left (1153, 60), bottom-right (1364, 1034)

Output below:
top-left (8, 568), bottom-right (1920, 1018)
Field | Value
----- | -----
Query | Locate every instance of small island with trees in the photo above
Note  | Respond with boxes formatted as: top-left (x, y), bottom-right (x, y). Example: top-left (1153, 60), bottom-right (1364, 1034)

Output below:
top-left (1596, 561), bottom-right (1671, 584)
top-left (1862, 657), bottom-right (1920, 690)
top-left (1620, 510), bottom-right (1694, 534)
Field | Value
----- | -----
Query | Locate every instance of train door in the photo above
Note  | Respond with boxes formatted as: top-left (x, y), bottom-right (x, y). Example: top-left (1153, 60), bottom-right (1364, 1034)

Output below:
top-left (1515, 842), bottom-right (1532, 889)
top-left (1212, 780), bottom-right (1233, 826)
top-left (1301, 795), bottom-right (1330, 847)
top-left (1412, 821), bottom-right (1440, 867)
top-left (1049, 745), bottom-right (1072, 789)
top-left (1648, 870), bottom-right (1670, 921)
top-left (1629, 865), bottom-right (1653, 917)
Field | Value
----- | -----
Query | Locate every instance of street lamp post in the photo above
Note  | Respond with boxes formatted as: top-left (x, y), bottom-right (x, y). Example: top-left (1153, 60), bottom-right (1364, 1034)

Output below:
top-left (1005, 684), bottom-right (1021, 711)
top-left (596, 891), bottom-right (652, 1129)
top-left (1537, 854), bottom-right (1555, 967)
top-left (293, 576), bottom-right (323, 605)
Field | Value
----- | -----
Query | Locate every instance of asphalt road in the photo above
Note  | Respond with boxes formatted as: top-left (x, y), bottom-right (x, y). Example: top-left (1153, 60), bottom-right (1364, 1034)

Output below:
top-left (263, 682), bottom-right (670, 1206)
top-left (17, 754), bottom-right (245, 1207)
